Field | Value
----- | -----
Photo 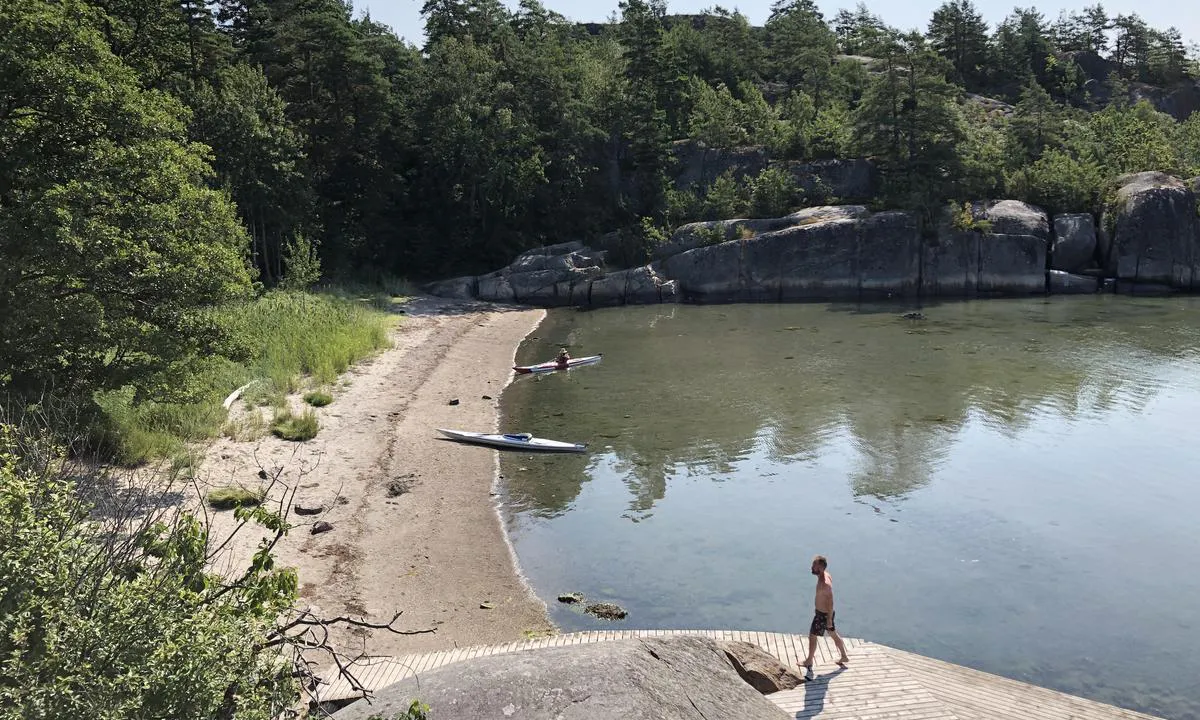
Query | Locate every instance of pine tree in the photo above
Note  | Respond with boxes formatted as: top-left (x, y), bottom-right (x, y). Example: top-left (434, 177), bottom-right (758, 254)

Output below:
top-left (926, 0), bottom-right (990, 91)
top-left (765, 0), bottom-right (837, 104)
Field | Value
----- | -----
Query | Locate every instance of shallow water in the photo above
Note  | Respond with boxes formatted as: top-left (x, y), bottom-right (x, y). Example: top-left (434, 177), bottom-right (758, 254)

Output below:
top-left (499, 297), bottom-right (1200, 719)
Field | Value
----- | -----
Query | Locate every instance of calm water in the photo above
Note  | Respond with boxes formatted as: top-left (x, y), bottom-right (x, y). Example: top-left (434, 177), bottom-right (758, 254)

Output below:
top-left (498, 297), bottom-right (1200, 719)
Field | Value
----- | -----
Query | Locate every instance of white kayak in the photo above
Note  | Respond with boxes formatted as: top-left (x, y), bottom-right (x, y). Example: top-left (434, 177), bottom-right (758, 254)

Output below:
top-left (437, 428), bottom-right (587, 453)
top-left (514, 354), bottom-right (602, 374)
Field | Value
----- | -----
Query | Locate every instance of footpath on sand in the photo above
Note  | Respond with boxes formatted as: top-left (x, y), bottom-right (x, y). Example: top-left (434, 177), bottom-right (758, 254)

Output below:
top-left (199, 296), bottom-right (554, 657)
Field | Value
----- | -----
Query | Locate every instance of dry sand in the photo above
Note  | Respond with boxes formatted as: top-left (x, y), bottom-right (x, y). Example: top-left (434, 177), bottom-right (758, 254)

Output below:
top-left (198, 297), bottom-right (555, 657)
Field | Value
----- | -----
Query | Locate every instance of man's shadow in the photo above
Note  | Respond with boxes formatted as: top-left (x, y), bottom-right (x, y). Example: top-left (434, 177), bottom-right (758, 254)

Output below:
top-left (794, 666), bottom-right (847, 718)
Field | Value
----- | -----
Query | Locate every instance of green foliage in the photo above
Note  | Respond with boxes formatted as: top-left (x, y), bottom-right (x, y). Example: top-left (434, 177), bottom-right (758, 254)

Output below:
top-left (93, 291), bottom-right (391, 464)
top-left (694, 224), bottom-right (730, 246)
top-left (749, 167), bottom-right (798, 217)
top-left (0, 425), bottom-right (298, 718)
top-left (927, 0), bottom-right (991, 91)
top-left (207, 484), bottom-right (267, 509)
top-left (1177, 114), bottom-right (1200, 178)
top-left (703, 171), bottom-right (750, 220)
top-left (304, 390), bottom-right (334, 407)
top-left (367, 700), bottom-right (431, 720)
top-left (766, 0), bottom-right (838, 103)
top-left (270, 408), bottom-right (320, 441)
top-left (0, 0), bottom-right (253, 396)
top-left (279, 235), bottom-right (323, 291)
top-left (948, 202), bottom-right (993, 233)
top-left (1005, 149), bottom-right (1105, 215)
top-left (1084, 100), bottom-right (1179, 175)
top-left (853, 32), bottom-right (965, 218)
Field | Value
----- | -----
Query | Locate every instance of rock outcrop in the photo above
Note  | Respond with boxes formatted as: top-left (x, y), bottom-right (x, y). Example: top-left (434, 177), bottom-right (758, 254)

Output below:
top-left (1102, 172), bottom-right (1200, 290)
top-left (718, 640), bottom-right (804, 694)
top-left (662, 209), bottom-right (921, 302)
top-left (424, 177), bottom-right (1200, 306)
top-left (669, 141), bottom-right (877, 200)
top-left (923, 201), bottom-right (1049, 297)
top-left (474, 242), bottom-right (607, 306)
top-left (1051, 214), bottom-right (1098, 273)
top-left (332, 636), bottom-right (791, 720)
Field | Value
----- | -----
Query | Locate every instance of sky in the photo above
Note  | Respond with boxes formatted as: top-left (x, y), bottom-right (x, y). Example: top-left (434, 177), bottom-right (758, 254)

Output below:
top-left (361, 0), bottom-right (1199, 49)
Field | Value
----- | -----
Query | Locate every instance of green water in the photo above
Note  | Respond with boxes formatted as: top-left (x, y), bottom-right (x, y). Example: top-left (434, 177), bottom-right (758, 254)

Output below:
top-left (499, 297), bottom-right (1200, 719)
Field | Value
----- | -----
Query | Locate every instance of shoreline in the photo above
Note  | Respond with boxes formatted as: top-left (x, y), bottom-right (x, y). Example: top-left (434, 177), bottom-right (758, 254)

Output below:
top-left (198, 296), bottom-right (554, 657)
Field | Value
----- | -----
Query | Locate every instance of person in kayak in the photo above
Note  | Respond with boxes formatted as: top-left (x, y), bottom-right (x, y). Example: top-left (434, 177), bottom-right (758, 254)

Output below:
top-left (555, 348), bottom-right (571, 368)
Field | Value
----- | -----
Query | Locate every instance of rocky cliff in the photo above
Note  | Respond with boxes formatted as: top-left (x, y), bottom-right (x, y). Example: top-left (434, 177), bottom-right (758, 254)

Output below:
top-left (426, 172), bottom-right (1200, 307)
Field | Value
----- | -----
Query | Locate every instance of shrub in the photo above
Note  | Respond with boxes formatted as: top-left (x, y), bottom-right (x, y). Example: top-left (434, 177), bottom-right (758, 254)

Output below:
top-left (304, 390), bottom-right (333, 407)
top-left (207, 484), bottom-right (267, 509)
top-left (703, 170), bottom-right (749, 220)
top-left (749, 167), bottom-right (798, 217)
top-left (949, 202), bottom-right (994, 233)
top-left (0, 424), bottom-right (298, 718)
top-left (271, 408), bottom-right (319, 441)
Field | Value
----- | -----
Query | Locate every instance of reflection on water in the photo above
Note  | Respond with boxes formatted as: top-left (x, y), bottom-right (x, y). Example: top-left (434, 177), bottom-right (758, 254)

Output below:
top-left (499, 297), bottom-right (1200, 719)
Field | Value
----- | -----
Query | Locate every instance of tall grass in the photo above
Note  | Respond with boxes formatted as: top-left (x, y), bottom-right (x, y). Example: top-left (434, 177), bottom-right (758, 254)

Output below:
top-left (95, 290), bottom-right (395, 464)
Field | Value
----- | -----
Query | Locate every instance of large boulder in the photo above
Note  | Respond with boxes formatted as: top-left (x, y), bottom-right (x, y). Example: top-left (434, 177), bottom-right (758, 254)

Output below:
top-left (1101, 172), bottom-right (1199, 289)
top-left (424, 276), bottom-right (477, 300)
top-left (976, 200), bottom-right (1050, 239)
top-left (717, 641), bottom-right (804, 694)
top-left (1130, 80), bottom-right (1200, 122)
top-left (1051, 214), bottom-right (1098, 272)
top-left (477, 273), bottom-right (516, 303)
top-left (332, 636), bottom-right (791, 720)
top-left (662, 207), bottom-right (919, 302)
top-left (655, 206), bottom-right (870, 261)
top-left (923, 202), bottom-right (1048, 297)
top-left (1048, 270), bottom-right (1099, 294)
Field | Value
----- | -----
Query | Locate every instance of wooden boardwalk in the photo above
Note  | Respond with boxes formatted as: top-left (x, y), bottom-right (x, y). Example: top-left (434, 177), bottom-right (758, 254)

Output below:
top-left (317, 629), bottom-right (1162, 719)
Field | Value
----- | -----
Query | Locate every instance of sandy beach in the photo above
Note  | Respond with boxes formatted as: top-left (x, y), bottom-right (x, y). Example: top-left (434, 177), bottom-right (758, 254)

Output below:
top-left (198, 297), bottom-right (554, 657)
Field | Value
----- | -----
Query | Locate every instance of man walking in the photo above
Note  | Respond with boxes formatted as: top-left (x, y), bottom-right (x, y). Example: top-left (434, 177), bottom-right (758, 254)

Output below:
top-left (802, 554), bottom-right (849, 669)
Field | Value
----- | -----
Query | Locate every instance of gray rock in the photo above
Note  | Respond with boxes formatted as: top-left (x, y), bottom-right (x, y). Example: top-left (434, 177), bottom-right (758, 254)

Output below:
top-left (924, 204), bottom-right (1048, 297)
top-left (311, 521), bottom-right (333, 534)
top-left (921, 232), bottom-right (981, 297)
top-left (779, 158), bottom-right (879, 201)
top-left (977, 200), bottom-right (1050, 239)
top-left (587, 270), bottom-right (630, 307)
top-left (624, 265), bottom-right (668, 305)
top-left (424, 275), bottom-right (477, 300)
top-left (293, 504), bottom-right (324, 516)
top-left (514, 240), bottom-right (586, 259)
top-left (977, 233), bottom-right (1047, 295)
top-left (656, 206), bottom-right (869, 261)
top-left (585, 602), bottom-right (628, 620)
top-left (663, 207), bottom-right (917, 302)
top-left (477, 274), bottom-right (516, 303)
top-left (857, 211), bottom-right (922, 299)
top-left (1103, 172), bottom-right (1199, 289)
top-left (557, 593), bottom-right (585, 604)
top-left (1048, 270), bottom-right (1099, 294)
top-left (718, 640), bottom-right (804, 694)
top-left (333, 636), bottom-right (789, 720)
top-left (670, 140), bottom-right (770, 191)
top-left (1051, 214), bottom-right (1098, 272)
top-left (509, 269), bottom-right (569, 305)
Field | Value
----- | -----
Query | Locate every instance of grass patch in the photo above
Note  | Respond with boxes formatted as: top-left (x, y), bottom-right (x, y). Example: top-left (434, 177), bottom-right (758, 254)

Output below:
top-left (222, 410), bottom-right (267, 441)
top-left (270, 408), bottom-right (319, 441)
top-left (93, 289), bottom-right (395, 464)
top-left (303, 390), bottom-right (333, 407)
top-left (206, 484), bottom-right (266, 510)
